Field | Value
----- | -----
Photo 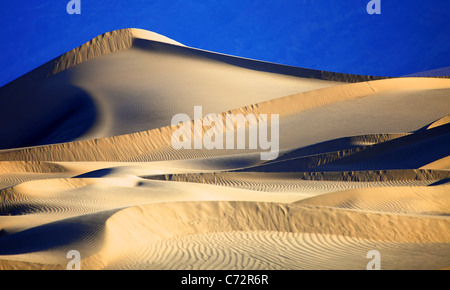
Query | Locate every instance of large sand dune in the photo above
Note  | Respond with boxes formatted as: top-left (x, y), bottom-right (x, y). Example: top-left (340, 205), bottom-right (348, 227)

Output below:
top-left (0, 29), bottom-right (449, 270)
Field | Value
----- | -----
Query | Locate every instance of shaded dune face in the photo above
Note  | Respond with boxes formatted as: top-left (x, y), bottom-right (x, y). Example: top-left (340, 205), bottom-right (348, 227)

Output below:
top-left (0, 85), bottom-right (97, 150)
top-left (0, 29), bottom-right (449, 270)
top-left (235, 124), bottom-right (450, 173)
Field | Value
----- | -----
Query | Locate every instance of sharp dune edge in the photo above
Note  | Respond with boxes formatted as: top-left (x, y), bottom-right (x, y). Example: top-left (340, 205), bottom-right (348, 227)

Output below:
top-left (0, 29), bottom-right (449, 270)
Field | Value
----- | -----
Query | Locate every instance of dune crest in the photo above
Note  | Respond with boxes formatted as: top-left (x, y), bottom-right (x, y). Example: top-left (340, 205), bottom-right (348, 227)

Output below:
top-left (51, 28), bottom-right (184, 76)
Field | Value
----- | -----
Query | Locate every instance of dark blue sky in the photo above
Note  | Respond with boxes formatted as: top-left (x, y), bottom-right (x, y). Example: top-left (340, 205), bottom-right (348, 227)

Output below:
top-left (1, 0), bottom-right (449, 87)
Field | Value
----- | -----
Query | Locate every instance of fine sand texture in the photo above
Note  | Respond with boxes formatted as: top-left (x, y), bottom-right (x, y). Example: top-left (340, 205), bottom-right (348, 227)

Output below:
top-left (0, 29), bottom-right (449, 270)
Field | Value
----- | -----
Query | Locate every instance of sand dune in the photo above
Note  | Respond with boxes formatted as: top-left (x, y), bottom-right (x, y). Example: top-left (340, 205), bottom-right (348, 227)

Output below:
top-left (426, 115), bottom-right (450, 130)
top-left (113, 231), bottom-right (450, 270)
top-left (236, 123), bottom-right (450, 172)
top-left (421, 156), bottom-right (450, 170)
top-left (146, 169), bottom-right (450, 194)
top-left (0, 28), bottom-right (449, 270)
top-left (0, 29), bottom-right (344, 150)
top-left (1, 77), bottom-right (449, 163)
top-left (298, 184), bottom-right (450, 216)
top-left (1, 201), bottom-right (449, 270)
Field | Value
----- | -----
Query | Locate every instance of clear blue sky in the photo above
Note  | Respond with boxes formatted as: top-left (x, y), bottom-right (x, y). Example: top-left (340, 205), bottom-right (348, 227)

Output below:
top-left (1, 0), bottom-right (449, 87)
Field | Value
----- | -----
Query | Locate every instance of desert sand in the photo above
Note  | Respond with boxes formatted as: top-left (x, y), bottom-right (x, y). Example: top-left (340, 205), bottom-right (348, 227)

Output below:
top-left (0, 28), bottom-right (449, 270)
